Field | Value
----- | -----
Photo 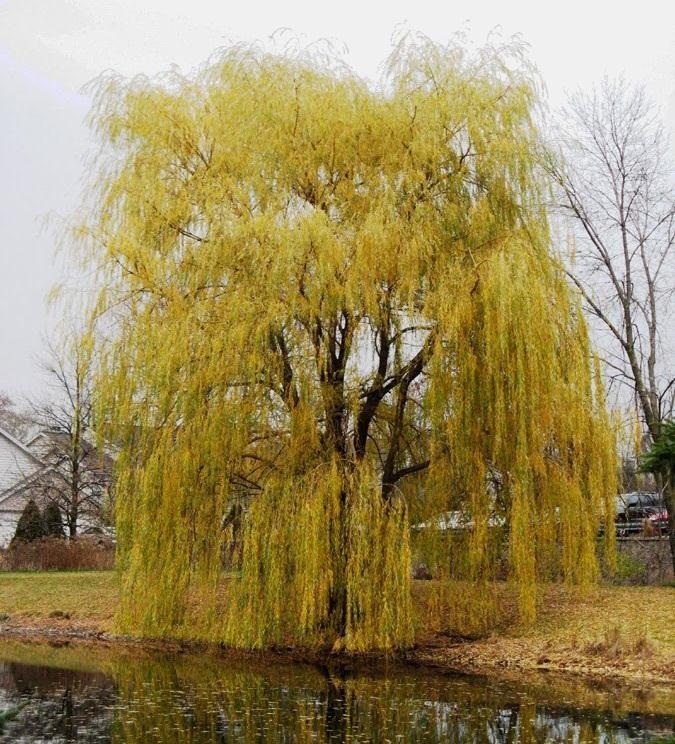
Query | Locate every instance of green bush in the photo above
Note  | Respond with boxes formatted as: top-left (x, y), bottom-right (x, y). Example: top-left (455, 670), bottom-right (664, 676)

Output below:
top-left (613, 551), bottom-right (646, 584)
top-left (43, 503), bottom-right (65, 539)
top-left (11, 500), bottom-right (45, 544)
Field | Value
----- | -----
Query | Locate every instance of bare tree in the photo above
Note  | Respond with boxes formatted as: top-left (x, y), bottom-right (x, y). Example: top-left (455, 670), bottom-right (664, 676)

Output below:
top-left (546, 77), bottom-right (675, 567)
top-left (0, 391), bottom-right (33, 441)
top-left (29, 338), bottom-right (112, 538)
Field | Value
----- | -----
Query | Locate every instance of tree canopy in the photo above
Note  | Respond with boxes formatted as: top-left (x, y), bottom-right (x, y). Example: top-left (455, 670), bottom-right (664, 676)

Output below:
top-left (81, 37), bottom-right (617, 651)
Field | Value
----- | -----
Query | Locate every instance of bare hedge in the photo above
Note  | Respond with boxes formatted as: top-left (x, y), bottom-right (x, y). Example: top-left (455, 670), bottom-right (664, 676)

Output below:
top-left (0, 537), bottom-right (115, 571)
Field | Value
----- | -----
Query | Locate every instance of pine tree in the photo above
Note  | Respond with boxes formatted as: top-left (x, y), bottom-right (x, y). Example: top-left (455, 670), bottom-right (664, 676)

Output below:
top-left (12, 499), bottom-right (45, 544)
top-left (640, 420), bottom-right (675, 567)
top-left (641, 420), bottom-right (675, 475)
top-left (43, 502), bottom-right (66, 539)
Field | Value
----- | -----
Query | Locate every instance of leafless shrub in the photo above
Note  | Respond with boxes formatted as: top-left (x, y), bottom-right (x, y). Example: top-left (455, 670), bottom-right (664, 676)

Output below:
top-left (585, 626), bottom-right (655, 658)
top-left (0, 537), bottom-right (114, 571)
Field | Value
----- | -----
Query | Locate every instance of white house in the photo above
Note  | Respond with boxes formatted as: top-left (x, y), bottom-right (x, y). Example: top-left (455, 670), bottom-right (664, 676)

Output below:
top-left (0, 426), bottom-right (114, 547)
top-left (0, 427), bottom-right (48, 547)
top-left (25, 430), bottom-right (114, 538)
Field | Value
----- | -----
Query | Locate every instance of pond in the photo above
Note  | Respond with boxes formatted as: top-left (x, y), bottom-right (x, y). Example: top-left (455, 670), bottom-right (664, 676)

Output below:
top-left (0, 640), bottom-right (672, 742)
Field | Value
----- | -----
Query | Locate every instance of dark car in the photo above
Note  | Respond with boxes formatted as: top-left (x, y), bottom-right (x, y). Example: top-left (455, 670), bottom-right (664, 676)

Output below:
top-left (615, 491), bottom-right (667, 537)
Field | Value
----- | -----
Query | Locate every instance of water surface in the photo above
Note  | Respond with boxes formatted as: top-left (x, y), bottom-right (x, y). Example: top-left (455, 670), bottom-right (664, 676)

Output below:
top-left (0, 640), bottom-right (672, 742)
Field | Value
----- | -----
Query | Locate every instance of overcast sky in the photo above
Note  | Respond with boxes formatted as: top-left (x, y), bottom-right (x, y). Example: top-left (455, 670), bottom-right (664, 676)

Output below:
top-left (1, 0), bottom-right (674, 401)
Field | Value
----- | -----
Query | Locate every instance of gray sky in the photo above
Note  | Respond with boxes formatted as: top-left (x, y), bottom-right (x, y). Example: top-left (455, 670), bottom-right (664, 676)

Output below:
top-left (1, 0), bottom-right (674, 400)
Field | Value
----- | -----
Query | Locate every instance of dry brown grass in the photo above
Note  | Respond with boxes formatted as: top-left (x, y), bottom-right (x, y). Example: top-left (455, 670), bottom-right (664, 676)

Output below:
top-left (529, 584), bottom-right (675, 650)
top-left (583, 626), bottom-right (655, 659)
top-left (411, 581), bottom-right (675, 683)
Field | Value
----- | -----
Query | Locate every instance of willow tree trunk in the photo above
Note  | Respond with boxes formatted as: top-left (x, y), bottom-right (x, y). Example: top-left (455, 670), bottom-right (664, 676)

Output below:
top-left (328, 488), bottom-right (349, 640)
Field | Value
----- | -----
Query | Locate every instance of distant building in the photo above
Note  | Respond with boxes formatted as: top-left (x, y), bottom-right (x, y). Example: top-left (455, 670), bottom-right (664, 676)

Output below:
top-left (0, 427), bottom-right (47, 546)
top-left (0, 426), bottom-right (113, 547)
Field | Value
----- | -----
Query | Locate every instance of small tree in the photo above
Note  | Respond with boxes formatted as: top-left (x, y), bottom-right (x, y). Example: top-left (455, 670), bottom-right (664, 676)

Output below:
top-left (640, 419), bottom-right (675, 560)
top-left (30, 337), bottom-right (111, 538)
top-left (547, 77), bottom-right (675, 569)
top-left (0, 392), bottom-right (33, 441)
top-left (43, 502), bottom-right (65, 539)
top-left (12, 500), bottom-right (45, 544)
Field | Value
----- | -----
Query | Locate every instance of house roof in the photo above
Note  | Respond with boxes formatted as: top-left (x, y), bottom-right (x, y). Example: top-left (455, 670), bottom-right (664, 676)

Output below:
top-left (26, 430), bottom-right (114, 471)
top-left (0, 426), bottom-right (44, 467)
top-left (26, 430), bottom-right (73, 451)
top-left (0, 464), bottom-right (55, 509)
top-left (0, 426), bottom-right (49, 509)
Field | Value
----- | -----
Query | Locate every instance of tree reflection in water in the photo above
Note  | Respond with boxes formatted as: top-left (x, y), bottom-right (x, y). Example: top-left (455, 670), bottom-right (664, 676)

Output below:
top-left (0, 648), bottom-right (671, 742)
top-left (0, 661), bottom-right (114, 741)
top-left (109, 657), bottom-right (673, 743)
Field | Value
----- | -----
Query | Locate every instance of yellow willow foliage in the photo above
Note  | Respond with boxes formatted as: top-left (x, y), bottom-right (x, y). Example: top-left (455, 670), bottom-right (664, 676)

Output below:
top-left (78, 36), bottom-right (616, 650)
top-left (426, 242), bottom-right (618, 623)
top-left (221, 462), bottom-right (411, 650)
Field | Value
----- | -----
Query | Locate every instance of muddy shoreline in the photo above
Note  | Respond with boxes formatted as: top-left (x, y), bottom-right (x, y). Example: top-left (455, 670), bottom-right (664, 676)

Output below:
top-left (1, 617), bottom-right (673, 692)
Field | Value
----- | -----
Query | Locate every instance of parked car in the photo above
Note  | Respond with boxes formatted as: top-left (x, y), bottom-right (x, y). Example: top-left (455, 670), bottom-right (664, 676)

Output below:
top-left (615, 491), bottom-right (667, 537)
top-left (412, 510), bottom-right (506, 531)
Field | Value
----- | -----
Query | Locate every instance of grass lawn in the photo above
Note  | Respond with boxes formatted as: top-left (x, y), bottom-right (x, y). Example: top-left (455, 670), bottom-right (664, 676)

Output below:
top-left (530, 584), bottom-right (675, 649)
top-left (0, 571), bottom-right (118, 630)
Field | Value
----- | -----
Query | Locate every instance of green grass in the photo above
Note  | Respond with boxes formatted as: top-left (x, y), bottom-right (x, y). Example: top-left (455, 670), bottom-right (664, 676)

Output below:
top-left (0, 571), bottom-right (118, 629)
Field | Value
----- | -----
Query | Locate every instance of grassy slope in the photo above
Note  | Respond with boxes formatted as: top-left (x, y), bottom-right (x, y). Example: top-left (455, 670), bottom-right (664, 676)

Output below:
top-left (0, 572), bottom-right (672, 683)
top-left (0, 571), bottom-right (118, 631)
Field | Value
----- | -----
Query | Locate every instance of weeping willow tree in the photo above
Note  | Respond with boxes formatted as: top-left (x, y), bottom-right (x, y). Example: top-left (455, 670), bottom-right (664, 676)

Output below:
top-left (79, 36), bottom-right (616, 651)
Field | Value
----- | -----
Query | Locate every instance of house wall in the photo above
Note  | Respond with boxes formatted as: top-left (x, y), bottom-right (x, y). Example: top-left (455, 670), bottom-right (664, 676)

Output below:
top-left (0, 432), bottom-right (39, 493)
top-left (0, 430), bottom-right (111, 545)
top-left (0, 431), bottom-right (42, 548)
top-left (0, 511), bottom-right (20, 548)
